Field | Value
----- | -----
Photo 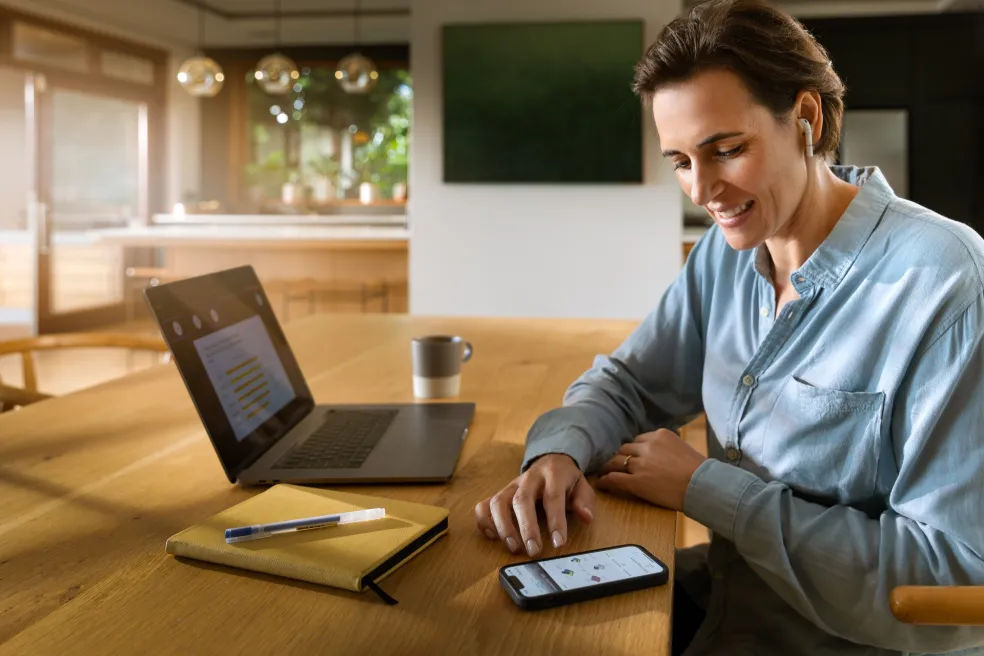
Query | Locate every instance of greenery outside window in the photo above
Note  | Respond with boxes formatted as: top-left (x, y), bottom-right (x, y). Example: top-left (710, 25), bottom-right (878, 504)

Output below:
top-left (245, 66), bottom-right (410, 212)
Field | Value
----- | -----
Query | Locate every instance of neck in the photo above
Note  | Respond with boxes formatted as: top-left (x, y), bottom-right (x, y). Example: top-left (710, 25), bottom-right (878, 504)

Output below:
top-left (766, 160), bottom-right (859, 286)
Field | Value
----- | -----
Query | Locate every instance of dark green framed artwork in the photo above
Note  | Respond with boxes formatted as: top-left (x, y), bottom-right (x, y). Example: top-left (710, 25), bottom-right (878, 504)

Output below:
top-left (442, 21), bottom-right (644, 184)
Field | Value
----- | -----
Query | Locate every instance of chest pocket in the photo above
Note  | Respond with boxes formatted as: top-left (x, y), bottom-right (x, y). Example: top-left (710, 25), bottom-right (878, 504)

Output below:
top-left (764, 376), bottom-right (885, 505)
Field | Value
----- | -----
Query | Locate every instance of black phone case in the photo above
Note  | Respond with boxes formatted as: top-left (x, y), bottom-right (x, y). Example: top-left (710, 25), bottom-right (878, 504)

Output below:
top-left (498, 543), bottom-right (669, 610)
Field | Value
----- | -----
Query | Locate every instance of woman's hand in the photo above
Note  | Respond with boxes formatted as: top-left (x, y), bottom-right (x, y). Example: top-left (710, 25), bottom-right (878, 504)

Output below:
top-left (597, 429), bottom-right (706, 511)
top-left (474, 453), bottom-right (595, 557)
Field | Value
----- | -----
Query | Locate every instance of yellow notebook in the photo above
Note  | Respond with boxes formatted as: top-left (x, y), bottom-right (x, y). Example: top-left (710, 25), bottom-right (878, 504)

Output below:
top-left (165, 484), bottom-right (448, 602)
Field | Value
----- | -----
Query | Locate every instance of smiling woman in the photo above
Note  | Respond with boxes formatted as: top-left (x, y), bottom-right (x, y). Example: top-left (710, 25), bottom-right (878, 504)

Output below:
top-left (474, 1), bottom-right (984, 655)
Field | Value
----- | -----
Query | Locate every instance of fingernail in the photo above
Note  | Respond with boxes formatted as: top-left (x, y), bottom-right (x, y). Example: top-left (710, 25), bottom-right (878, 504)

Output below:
top-left (551, 530), bottom-right (564, 548)
top-left (484, 528), bottom-right (496, 540)
top-left (526, 539), bottom-right (540, 557)
top-left (505, 536), bottom-right (519, 553)
top-left (583, 507), bottom-right (594, 521)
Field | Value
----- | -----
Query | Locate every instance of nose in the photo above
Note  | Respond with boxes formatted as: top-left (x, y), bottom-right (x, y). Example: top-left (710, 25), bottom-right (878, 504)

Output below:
top-left (688, 163), bottom-right (721, 208)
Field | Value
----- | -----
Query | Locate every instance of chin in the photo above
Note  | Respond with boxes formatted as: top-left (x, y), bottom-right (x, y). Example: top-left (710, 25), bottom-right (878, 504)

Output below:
top-left (718, 226), bottom-right (764, 252)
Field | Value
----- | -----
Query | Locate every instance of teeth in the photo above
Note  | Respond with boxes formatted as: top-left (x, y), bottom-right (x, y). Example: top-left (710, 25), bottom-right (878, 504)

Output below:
top-left (717, 201), bottom-right (752, 218)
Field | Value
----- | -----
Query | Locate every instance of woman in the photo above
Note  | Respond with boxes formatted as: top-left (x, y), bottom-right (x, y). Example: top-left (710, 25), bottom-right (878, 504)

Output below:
top-left (474, 1), bottom-right (984, 654)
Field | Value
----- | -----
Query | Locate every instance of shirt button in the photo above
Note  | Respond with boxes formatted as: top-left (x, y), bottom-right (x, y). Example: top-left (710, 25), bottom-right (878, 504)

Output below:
top-left (760, 306), bottom-right (769, 317)
top-left (726, 447), bottom-right (740, 461)
top-left (796, 276), bottom-right (806, 284)
top-left (742, 374), bottom-right (755, 387)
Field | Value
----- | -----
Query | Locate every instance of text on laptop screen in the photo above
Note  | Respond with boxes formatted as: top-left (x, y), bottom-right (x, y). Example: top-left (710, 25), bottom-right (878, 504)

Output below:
top-left (194, 315), bottom-right (294, 441)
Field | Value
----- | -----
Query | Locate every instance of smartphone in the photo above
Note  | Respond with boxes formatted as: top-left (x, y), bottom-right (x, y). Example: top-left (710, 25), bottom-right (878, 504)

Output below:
top-left (498, 544), bottom-right (668, 610)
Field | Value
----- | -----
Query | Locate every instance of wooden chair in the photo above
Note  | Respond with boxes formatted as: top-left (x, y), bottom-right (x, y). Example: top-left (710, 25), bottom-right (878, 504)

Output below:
top-left (891, 586), bottom-right (984, 625)
top-left (0, 333), bottom-right (169, 412)
top-left (265, 278), bottom-right (393, 320)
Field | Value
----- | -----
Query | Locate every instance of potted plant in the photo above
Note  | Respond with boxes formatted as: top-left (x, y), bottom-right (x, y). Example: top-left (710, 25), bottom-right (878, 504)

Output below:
top-left (308, 156), bottom-right (341, 204)
top-left (244, 150), bottom-right (287, 208)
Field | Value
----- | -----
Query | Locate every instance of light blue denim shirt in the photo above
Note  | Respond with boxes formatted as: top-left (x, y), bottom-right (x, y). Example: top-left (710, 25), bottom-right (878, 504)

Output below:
top-left (523, 166), bottom-right (984, 655)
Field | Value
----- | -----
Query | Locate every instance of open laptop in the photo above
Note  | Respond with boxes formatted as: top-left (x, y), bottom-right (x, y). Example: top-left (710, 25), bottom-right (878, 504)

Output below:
top-left (144, 265), bottom-right (474, 485)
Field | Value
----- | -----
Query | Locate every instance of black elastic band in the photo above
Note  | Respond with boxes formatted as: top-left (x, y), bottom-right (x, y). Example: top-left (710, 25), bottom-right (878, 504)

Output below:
top-left (367, 579), bottom-right (398, 605)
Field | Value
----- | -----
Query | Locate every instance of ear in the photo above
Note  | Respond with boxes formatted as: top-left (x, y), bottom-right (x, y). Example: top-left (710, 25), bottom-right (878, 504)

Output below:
top-left (793, 89), bottom-right (823, 148)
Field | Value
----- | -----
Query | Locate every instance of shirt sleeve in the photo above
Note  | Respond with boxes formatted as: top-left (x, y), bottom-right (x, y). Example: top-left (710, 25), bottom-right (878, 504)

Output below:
top-left (521, 233), bottom-right (711, 474)
top-left (684, 295), bottom-right (984, 653)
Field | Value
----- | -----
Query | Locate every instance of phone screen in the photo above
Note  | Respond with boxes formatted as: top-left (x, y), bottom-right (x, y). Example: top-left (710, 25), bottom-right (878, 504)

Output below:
top-left (503, 545), bottom-right (665, 598)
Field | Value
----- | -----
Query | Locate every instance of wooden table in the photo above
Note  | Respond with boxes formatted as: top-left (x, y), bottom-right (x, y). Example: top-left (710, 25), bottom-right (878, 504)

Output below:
top-left (0, 314), bottom-right (675, 655)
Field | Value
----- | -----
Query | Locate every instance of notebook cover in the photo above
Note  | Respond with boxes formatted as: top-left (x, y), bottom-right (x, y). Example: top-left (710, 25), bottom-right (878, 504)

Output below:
top-left (165, 484), bottom-right (449, 592)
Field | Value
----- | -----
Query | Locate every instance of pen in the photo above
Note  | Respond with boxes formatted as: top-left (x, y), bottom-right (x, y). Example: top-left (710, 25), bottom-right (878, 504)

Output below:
top-left (224, 507), bottom-right (386, 543)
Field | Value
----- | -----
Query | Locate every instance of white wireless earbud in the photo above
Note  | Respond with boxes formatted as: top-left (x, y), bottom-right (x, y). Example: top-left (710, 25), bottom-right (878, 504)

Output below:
top-left (799, 119), bottom-right (814, 158)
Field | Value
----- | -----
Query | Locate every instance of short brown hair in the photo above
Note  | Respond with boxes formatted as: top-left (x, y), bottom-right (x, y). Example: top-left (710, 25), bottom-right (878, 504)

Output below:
top-left (633, 0), bottom-right (846, 157)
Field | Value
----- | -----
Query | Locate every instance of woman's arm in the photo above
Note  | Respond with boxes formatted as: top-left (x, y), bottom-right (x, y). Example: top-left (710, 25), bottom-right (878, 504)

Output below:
top-left (521, 233), bottom-right (711, 474)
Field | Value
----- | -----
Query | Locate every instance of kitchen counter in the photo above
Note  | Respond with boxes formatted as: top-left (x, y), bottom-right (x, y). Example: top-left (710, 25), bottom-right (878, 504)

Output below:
top-left (89, 224), bottom-right (410, 250)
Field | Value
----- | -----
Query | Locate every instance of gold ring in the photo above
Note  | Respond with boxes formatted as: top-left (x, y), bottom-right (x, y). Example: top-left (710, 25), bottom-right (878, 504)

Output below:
top-left (623, 454), bottom-right (633, 471)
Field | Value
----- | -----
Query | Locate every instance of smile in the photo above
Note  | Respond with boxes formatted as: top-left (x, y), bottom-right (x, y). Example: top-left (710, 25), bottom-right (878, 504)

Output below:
top-left (711, 200), bottom-right (754, 227)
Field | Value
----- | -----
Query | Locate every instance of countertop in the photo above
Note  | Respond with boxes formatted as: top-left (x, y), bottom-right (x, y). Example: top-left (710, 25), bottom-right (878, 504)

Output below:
top-left (87, 224), bottom-right (410, 249)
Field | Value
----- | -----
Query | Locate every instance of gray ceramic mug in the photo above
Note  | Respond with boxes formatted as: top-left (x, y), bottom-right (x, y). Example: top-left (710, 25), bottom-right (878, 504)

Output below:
top-left (411, 335), bottom-right (473, 398)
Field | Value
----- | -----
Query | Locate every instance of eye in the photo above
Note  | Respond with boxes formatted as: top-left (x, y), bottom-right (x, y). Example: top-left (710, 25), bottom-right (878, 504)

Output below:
top-left (715, 145), bottom-right (743, 158)
top-left (672, 159), bottom-right (691, 171)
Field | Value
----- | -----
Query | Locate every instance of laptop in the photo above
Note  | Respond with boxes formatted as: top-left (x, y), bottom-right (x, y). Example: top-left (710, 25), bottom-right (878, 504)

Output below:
top-left (144, 265), bottom-right (474, 485)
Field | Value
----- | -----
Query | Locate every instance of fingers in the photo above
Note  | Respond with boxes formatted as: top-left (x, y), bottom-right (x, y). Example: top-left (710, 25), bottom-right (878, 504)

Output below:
top-left (478, 454), bottom-right (594, 556)
top-left (541, 475), bottom-right (568, 549)
top-left (568, 474), bottom-right (596, 524)
top-left (615, 441), bottom-right (645, 456)
top-left (600, 444), bottom-right (643, 475)
top-left (512, 477), bottom-right (545, 557)
top-left (488, 484), bottom-right (522, 554)
top-left (474, 498), bottom-right (498, 540)
top-left (596, 471), bottom-right (635, 497)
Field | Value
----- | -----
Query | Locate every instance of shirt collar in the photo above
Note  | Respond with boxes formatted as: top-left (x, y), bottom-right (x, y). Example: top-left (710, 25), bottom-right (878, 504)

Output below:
top-left (754, 165), bottom-right (895, 292)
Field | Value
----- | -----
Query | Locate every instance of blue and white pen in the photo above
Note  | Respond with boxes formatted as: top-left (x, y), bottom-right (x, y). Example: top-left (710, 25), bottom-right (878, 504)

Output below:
top-left (224, 507), bottom-right (386, 543)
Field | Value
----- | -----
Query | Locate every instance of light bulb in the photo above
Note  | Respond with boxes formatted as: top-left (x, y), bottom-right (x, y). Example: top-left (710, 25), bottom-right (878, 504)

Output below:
top-left (335, 53), bottom-right (379, 94)
top-left (254, 53), bottom-right (299, 95)
top-left (177, 56), bottom-right (224, 97)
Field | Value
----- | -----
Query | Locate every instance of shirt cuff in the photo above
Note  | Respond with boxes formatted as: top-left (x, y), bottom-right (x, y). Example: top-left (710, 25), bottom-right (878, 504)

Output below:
top-left (521, 429), bottom-right (593, 474)
top-left (683, 458), bottom-right (764, 542)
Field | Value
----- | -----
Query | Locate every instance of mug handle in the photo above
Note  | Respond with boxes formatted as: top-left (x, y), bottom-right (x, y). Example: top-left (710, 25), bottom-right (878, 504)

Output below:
top-left (462, 341), bottom-right (473, 362)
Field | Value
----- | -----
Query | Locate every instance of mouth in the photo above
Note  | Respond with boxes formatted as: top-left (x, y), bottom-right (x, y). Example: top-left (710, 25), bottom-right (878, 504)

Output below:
top-left (709, 200), bottom-right (754, 228)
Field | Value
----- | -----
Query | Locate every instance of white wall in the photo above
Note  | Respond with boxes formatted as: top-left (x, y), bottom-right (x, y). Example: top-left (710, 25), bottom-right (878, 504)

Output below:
top-left (409, 0), bottom-right (683, 319)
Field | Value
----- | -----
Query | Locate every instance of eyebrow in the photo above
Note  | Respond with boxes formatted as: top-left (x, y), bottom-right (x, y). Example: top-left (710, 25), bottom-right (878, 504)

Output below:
top-left (661, 131), bottom-right (745, 157)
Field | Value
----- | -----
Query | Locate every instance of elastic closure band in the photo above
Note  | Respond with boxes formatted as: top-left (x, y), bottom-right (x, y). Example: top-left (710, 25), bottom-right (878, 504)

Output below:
top-left (366, 579), bottom-right (398, 605)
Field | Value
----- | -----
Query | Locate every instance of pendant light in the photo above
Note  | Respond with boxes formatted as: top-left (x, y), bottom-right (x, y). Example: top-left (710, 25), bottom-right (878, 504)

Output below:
top-left (335, 0), bottom-right (379, 94)
top-left (254, 0), bottom-right (299, 96)
top-left (177, 5), bottom-right (224, 97)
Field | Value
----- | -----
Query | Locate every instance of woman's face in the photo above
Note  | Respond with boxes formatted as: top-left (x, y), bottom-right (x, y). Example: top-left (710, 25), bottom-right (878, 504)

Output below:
top-left (651, 68), bottom-right (807, 251)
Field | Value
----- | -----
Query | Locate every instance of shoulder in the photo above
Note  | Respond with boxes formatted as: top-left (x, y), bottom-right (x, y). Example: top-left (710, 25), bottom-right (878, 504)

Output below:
top-left (866, 197), bottom-right (984, 345)
top-left (877, 197), bottom-right (984, 293)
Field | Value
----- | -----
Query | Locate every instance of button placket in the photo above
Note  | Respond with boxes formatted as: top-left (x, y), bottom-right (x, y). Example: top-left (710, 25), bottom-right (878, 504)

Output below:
top-left (728, 288), bottom-right (815, 471)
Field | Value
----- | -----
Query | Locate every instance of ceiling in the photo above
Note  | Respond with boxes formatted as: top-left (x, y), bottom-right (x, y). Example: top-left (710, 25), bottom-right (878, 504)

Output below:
top-left (0, 0), bottom-right (412, 51)
top-left (685, 0), bottom-right (982, 14)
top-left (2, 0), bottom-right (978, 54)
top-left (197, 0), bottom-right (410, 15)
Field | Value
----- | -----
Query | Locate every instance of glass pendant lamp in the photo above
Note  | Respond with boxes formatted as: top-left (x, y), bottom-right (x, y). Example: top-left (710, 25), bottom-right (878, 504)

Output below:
top-left (254, 0), bottom-right (299, 96)
top-left (176, 6), bottom-right (224, 97)
top-left (335, 0), bottom-right (379, 94)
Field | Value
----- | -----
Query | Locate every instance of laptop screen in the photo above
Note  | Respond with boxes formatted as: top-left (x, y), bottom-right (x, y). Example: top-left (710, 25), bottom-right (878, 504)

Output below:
top-left (145, 266), bottom-right (314, 482)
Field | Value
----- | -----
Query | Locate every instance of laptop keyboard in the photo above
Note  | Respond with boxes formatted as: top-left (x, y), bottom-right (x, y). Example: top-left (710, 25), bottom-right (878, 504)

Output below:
top-left (273, 409), bottom-right (398, 470)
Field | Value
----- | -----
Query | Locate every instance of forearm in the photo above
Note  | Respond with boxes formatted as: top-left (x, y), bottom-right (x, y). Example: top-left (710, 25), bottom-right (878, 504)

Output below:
top-left (685, 460), bottom-right (984, 652)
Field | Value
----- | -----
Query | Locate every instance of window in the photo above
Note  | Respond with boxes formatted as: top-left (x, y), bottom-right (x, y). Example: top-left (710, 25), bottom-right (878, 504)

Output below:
top-left (245, 66), bottom-right (411, 210)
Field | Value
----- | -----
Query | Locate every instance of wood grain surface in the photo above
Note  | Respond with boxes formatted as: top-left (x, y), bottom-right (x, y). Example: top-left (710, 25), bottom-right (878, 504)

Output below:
top-left (0, 314), bottom-right (675, 655)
